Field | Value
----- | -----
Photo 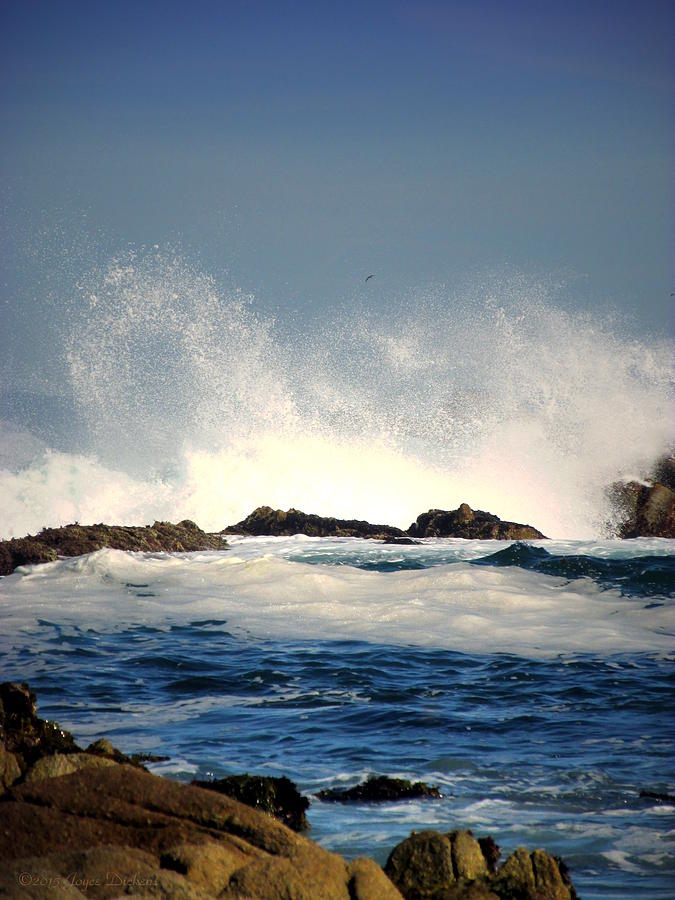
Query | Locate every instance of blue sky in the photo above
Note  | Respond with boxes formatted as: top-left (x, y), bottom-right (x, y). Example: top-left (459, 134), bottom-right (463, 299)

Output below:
top-left (1, 0), bottom-right (673, 392)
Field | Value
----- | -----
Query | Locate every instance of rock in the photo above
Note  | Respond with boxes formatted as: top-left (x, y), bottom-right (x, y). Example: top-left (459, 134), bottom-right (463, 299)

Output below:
top-left (0, 520), bottom-right (228, 577)
top-left (407, 505), bottom-right (546, 540)
top-left (317, 775), bottom-right (442, 803)
top-left (384, 830), bottom-right (456, 898)
top-left (382, 536), bottom-right (422, 545)
top-left (223, 506), bottom-right (405, 539)
top-left (640, 789), bottom-right (675, 802)
top-left (492, 846), bottom-right (578, 900)
top-left (0, 682), bottom-right (81, 774)
top-left (612, 480), bottom-right (675, 538)
top-left (385, 830), bottom-right (577, 900)
top-left (191, 773), bottom-right (310, 832)
top-left (0, 764), bottom-right (403, 899)
top-left (25, 751), bottom-right (118, 783)
top-left (0, 743), bottom-right (22, 790)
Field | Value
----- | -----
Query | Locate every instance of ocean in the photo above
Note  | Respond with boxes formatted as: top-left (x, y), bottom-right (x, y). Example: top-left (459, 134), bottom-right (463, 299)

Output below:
top-left (0, 535), bottom-right (673, 898)
top-left (1, 253), bottom-right (674, 897)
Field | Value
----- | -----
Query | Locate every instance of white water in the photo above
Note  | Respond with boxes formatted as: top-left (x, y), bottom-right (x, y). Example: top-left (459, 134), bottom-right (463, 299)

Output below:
top-left (1, 251), bottom-right (673, 539)
top-left (1, 541), bottom-right (672, 658)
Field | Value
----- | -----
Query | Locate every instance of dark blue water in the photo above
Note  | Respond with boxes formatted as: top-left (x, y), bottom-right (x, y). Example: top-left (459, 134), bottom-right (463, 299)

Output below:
top-left (1, 539), bottom-right (674, 898)
top-left (2, 623), bottom-right (673, 898)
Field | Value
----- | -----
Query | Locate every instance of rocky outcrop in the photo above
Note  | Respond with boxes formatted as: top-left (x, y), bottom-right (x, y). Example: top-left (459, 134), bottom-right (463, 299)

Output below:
top-left (610, 480), bottom-right (675, 538)
top-left (606, 454), bottom-right (675, 538)
top-left (223, 506), bottom-right (406, 539)
top-left (192, 774), bottom-right (310, 832)
top-left (384, 829), bottom-right (578, 900)
top-left (317, 775), bottom-right (442, 803)
top-left (0, 520), bottom-right (227, 577)
top-left (224, 504), bottom-right (545, 541)
top-left (408, 504), bottom-right (546, 540)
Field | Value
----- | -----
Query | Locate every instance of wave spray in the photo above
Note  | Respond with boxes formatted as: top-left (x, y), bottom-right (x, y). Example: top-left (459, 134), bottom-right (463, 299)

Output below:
top-left (1, 251), bottom-right (672, 539)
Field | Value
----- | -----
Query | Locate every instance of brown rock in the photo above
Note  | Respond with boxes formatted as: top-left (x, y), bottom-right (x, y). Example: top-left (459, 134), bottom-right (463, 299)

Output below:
top-left (223, 506), bottom-right (405, 539)
top-left (0, 682), bottom-right (81, 772)
top-left (0, 765), bottom-right (404, 900)
top-left (25, 752), bottom-right (118, 783)
top-left (451, 829), bottom-right (488, 880)
top-left (0, 520), bottom-right (227, 576)
top-left (0, 743), bottom-right (22, 791)
top-left (348, 857), bottom-right (405, 900)
top-left (407, 506), bottom-right (546, 540)
top-left (385, 830), bottom-right (456, 897)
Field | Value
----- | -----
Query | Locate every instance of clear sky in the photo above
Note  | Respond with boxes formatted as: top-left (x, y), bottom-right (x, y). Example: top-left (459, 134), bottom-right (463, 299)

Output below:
top-left (1, 0), bottom-right (673, 396)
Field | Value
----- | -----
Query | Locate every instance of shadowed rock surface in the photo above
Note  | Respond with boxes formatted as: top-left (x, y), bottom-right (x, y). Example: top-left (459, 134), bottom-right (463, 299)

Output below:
top-left (317, 775), bottom-right (442, 803)
top-left (407, 504), bottom-right (546, 540)
top-left (192, 774), bottom-right (310, 832)
top-left (0, 520), bottom-right (227, 576)
top-left (223, 505), bottom-right (406, 539)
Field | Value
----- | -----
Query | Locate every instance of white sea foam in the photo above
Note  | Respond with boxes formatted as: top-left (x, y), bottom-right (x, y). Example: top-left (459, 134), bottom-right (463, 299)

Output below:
top-left (0, 544), bottom-right (671, 658)
top-left (1, 251), bottom-right (673, 539)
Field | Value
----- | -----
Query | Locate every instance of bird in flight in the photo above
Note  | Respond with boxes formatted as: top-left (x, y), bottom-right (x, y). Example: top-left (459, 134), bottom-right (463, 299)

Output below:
top-left (365, 274), bottom-right (375, 282)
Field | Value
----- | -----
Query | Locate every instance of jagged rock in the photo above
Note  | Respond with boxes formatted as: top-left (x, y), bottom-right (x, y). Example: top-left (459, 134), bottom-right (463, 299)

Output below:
top-left (0, 764), bottom-right (403, 899)
top-left (223, 506), bottom-right (405, 539)
top-left (491, 846), bottom-right (577, 900)
top-left (317, 775), bottom-right (442, 803)
top-left (0, 682), bottom-right (81, 774)
top-left (611, 480), bottom-right (675, 538)
top-left (407, 505), bottom-right (546, 540)
top-left (191, 773), bottom-right (310, 832)
top-left (383, 536), bottom-right (422, 545)
top-left (0, 520), bottom-right (228, 577)
top-left (385, 830), bottom-right (577, 900)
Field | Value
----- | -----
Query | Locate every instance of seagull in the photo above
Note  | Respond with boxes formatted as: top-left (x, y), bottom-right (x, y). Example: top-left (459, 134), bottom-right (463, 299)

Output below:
top-left (365, 274), bottom-right (375, 282)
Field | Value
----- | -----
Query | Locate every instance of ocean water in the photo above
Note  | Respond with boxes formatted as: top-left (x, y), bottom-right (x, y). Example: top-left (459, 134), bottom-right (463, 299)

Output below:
top-left (1, 253), bottom-right (674, 897)
top-left (0, 536), bottom-right (673, 898)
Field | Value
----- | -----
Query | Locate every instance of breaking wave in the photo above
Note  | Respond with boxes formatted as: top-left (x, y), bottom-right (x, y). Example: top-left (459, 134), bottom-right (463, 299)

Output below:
top-left (1, 250), bottom-right (673, 539)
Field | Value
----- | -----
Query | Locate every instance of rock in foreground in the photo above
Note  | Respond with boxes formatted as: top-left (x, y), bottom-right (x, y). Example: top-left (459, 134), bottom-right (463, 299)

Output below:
top-left (408, 504), bottom-right (546, 540)
top-left (223, 506), bottom-right (406, 539)
top-left (0, 520), bottom-right (227, 577)
top-left (0, 764), bottom-right (401, 899)
top-left (385, 829), bottom-right (578, 900)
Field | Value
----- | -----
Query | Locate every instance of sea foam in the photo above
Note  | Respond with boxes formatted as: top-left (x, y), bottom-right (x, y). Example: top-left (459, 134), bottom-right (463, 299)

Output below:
top-left (1, 542), bottom-right (672, 658)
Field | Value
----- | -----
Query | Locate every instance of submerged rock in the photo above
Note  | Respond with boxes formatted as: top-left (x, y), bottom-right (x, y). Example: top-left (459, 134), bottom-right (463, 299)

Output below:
top-left (407, 504), bottom-right (546, 540)
top-left (0, 519), bottom-right (228, 576)
top-left (384, 829), bottom-right (578, 900)
top-left (192, 773), bottom-right (310, 832)
top-left (224, 505), bottom-right (405, 539)
top-left (317, 775), bottom-right (442, 803)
